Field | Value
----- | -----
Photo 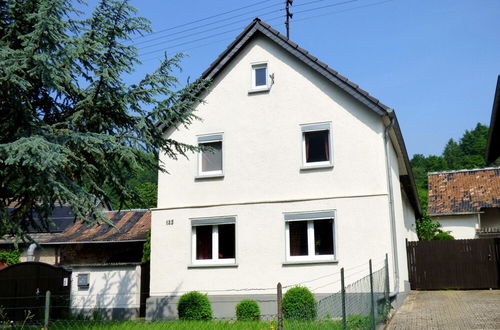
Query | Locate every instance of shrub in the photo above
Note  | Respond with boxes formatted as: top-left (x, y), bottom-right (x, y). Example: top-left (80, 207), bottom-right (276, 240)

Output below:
top-left (282, 286), bottom-right (317, 320)
top-left (433, 231), bottom-right (455, 240)
top-left (177, 291), bottom-right (212, 321)
top-left (236, 299), bottom-right (260, 321)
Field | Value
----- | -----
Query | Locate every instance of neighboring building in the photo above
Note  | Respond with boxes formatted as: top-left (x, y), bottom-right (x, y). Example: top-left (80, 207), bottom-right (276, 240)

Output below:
top-left (148, 19), bottom-right (420, 319)
top-left (427, 168), bottom-right (500, 239)
top-left (0, 210), bottom-right (151, 320)
top-left (486, 75), bottom-right (500, 164)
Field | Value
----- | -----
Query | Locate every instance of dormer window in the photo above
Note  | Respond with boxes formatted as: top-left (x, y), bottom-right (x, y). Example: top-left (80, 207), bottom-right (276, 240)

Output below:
top-left (251, 63), bottom-right (268, 91)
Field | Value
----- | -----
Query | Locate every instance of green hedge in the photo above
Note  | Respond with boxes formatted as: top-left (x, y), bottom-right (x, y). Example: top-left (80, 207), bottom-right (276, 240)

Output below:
top-left (282, 286), bottom-right (317, 321)
top-left (236, 299), bottom-right (260, 321)
top-left (177, 291), bottom-right (212, 321)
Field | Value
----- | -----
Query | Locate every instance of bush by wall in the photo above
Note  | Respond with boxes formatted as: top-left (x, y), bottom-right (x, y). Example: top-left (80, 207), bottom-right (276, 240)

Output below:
top-left (177, 291), bottom-right (212, 321)
top-left (236, 299), bottom-right (260, 321)
top-left (433, 231), bottom-right (455, 240)
top-left (0, 249), bottom-right (20, 267)
top-left (282, 286), bottom-right (317, 320)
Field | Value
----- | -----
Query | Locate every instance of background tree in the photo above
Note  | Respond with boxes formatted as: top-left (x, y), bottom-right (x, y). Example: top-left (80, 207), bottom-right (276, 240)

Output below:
top-left (0, 0), bottom-right (209, 239)
top-left (411, 123), bottom-right (488, 240)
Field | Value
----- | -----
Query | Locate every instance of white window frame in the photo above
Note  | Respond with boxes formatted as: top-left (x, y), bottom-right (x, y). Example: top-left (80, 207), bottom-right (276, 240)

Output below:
top-left (190, 216), bottom-right (236, 266)
top-left (250, 62), bottom-right (269, 92)
top-left (300, 122), bottom-right (333, 169)
top-left (197, 133), bottom-right (224, 178)
top-left (284, 211), bottom-right (336, 263)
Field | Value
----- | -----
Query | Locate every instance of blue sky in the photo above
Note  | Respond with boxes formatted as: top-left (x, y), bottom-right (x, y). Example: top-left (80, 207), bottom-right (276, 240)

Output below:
top-left (120, 0), bottom-right (499, 157)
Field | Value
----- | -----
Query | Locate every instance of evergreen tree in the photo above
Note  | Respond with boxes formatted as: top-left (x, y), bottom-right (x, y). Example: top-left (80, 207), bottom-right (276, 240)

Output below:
top-left (0, 0), bottom-right (209, 239)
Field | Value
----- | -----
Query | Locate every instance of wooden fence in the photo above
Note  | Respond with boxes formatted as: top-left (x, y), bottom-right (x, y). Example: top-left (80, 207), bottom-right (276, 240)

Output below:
top-left (406, 238), bottom-right (500, 290)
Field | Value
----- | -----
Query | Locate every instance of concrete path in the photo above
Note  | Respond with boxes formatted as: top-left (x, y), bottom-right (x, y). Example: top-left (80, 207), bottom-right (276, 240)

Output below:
top-left (386, 290), bottom-right (500, 329)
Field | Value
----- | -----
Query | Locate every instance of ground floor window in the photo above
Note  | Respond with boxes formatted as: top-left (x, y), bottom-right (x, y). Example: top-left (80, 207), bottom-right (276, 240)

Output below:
top-left (285, 211), bottom-right (335, 262)
top-left (191, 217), bottom-right (236, 265)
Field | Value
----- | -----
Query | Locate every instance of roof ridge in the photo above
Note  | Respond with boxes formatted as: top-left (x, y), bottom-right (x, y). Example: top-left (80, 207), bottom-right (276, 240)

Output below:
top-left (428, 166), bottom-right (500, 175)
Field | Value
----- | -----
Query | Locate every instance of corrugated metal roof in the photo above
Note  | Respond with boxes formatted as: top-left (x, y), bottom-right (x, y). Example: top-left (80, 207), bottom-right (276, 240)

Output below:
top-left (44, 210), bottom-right (150, 243)
top-left (428, 167), bottom-right (500, 215)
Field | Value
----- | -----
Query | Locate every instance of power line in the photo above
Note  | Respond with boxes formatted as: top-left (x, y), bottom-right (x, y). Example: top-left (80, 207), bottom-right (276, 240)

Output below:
top-left (134, 0), bottom-right (281, 41)
top-left (294, 0), bottom-right (394, 23)
top-left (134, 2), bottom-right (283, 47)
top-left (137, 8), bottom-right (283, 51)
top-left (138, 0), bottom-right (395, 61)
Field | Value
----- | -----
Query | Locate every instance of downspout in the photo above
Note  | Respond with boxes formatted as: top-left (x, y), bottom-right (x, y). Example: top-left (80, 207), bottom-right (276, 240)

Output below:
top-left (27, 243), bottom-right (37, 262)
top-left (383, 110), bottom-right (400, 297)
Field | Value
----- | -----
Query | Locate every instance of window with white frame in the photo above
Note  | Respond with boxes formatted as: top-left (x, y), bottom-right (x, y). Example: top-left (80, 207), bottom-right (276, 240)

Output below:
top-left (301, 123), bottom-right (333, 167)
top-left (197, 134), bottom-right (223, 176)
top-left (284, 211), bottom-right (335, 262)
top-left (191, 217), bottom-right (236, 265)
top-left (252, 63), bottom-right (268, 89)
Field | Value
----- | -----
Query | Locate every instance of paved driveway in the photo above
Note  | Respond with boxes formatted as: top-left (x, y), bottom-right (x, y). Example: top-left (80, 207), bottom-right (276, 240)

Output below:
top-left (386, 290), bottom-right (500, 329)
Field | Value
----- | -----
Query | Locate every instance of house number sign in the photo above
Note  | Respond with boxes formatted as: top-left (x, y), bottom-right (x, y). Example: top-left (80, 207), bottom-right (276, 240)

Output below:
top-left (166, 219), bottom-right (174, 226)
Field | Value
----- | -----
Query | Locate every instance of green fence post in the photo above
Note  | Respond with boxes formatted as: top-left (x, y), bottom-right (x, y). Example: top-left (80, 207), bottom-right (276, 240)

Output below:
top-left (369, 260), bottom-right (375, 330)
top-left (341, 267), bottom-right (346, 330)
top-left (44, 290), bottom-right (51, 330)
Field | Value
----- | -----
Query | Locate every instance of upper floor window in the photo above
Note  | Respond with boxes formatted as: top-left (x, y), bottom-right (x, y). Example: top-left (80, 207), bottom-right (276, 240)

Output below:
top-left (284, 211), bottom-right (336, 263)
top-left (301, 123), bottom-right (333, 169)
top-left (197, 134), bottom-right (223, 177)
top-left (252, 63), bottom-right (268, 90)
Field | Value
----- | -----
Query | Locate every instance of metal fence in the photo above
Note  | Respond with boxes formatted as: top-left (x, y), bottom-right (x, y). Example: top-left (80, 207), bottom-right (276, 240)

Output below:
top-left (0, 257), bottom-right (391, 329)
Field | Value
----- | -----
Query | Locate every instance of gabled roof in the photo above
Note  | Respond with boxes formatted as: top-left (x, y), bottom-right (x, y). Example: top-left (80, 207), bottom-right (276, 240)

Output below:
top-left (427, 167), bottom-right (500, 216)
top-left (196, 18), bottom-right (421, 216)
top-left (201, 18), bottom-right (391, 116)
top-left (486, 75), bottom-right (500, 164)
top-left (44, 210), bottom-right (150, 244)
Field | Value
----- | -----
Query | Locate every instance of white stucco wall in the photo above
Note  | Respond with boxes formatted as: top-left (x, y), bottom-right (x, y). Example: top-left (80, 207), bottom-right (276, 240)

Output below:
top-left (71, 265), bottom-right (141, 315)
top-left (20, 246), bottom-right (56, 264)
top-left (157, 35), bottom-right (388, 208)
top-left (151, 34), bottom-right (417, 310)
top-left (151, 197), bottom-right (392, 296)
top-left (433, 214), bottom-right (478, 239)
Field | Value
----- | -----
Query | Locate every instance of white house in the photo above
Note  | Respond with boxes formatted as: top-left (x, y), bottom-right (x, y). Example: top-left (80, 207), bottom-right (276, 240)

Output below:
top-left (148, 19), bottom-right (420, 319)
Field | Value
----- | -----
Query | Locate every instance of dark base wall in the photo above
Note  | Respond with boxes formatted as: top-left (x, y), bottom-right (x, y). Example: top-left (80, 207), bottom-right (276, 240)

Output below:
top-left (146, 294), bottom-right (330, 320)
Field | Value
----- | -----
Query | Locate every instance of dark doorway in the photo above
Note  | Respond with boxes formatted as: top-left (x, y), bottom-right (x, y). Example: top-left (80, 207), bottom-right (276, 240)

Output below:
top-left (0, 262), bottom-right (71, 321)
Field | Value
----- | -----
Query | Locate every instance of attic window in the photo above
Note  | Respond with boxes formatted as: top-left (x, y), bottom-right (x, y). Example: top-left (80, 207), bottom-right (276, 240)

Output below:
top-left (251, 63), bottom-right (268, 90)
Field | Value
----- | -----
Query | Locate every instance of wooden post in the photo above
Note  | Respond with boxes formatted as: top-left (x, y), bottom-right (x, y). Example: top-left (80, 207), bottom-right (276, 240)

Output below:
top-left (44, 290), bottom-right (51, 330)
top-left (369, 260), bottom-right (376, 330)
top-left (341, 267), bottom-right (346, 330)
top-left (277, 282), bottom-right (283, 330)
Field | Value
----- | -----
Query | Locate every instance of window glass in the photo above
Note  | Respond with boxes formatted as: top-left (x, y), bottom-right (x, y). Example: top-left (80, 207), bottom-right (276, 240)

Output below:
top-left (304, 130), bottom-right (330, 163)
top-left (196, 225), bottom-right (213, 260)
top-left (289, 221), bottom-right (308, 256)
top-left (218, 224), bottom-right (235, 259)
top-left (255, 67), bottom-right (267, 86)
top-left (201, 141), bottom-right (222, 172)
top-left (314, 219), bottom-right (334, 255)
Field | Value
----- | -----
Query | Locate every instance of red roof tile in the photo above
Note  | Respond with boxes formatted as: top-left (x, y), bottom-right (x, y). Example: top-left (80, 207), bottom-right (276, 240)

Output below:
top-left (428, 168), bottom-right (500, 215)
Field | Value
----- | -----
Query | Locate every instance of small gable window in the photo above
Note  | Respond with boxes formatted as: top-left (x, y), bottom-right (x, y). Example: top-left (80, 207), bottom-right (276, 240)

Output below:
top-left (252, 63), bottom-right (268, 89)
